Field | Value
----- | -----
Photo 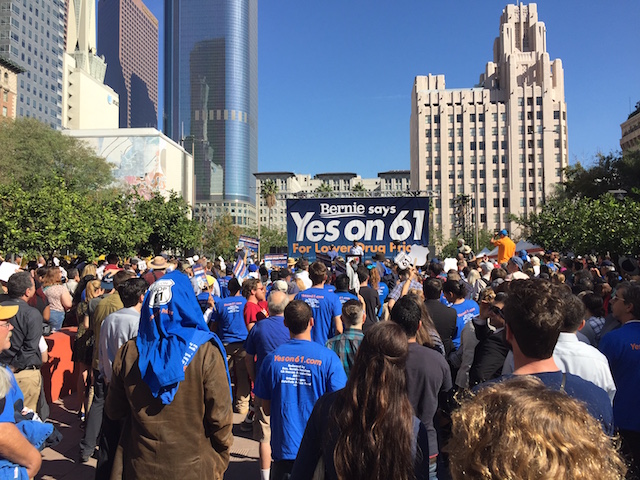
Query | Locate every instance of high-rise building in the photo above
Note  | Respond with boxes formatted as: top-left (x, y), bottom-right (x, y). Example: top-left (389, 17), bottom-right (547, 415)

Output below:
top-left (410, 3), bottom-right (568, 240)
top-left (0, 0), bottom-right (66, 128)
top-left (62, 0), bottom-right (119, 129)
top-left (164, 0), bottom-right (258, 227)
top-left (97, 0), bottom-right (158, 128)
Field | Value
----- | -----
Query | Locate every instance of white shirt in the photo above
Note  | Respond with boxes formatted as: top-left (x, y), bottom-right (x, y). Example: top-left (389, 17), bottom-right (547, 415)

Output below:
top-left (502, 332), bottom-right (616, 403)
top-left (296, 270), bottom-right (312, 289)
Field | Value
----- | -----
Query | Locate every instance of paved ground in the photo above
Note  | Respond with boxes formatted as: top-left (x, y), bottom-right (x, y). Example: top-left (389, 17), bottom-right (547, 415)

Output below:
top-left (37, 397), bottom-right (260, 479)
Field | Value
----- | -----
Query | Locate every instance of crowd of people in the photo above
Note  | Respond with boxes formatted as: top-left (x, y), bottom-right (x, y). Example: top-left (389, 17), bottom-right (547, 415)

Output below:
top-left (0, 233), bottom-right (638, 479)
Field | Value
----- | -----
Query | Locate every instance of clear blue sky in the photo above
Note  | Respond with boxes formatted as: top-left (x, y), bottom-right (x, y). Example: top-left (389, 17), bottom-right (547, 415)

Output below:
top-left (144, 1), bottom-right (640, 176)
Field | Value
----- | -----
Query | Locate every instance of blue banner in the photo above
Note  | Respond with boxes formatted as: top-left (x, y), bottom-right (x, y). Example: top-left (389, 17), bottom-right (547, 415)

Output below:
top-left (286, 197), bottom-right (430, 261)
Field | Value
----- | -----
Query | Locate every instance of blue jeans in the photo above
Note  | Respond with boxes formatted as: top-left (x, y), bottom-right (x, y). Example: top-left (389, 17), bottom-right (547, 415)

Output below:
top-left (429, 458), bottom-right (438, 479)
top-left (49, 309), bottom-right (65, 332)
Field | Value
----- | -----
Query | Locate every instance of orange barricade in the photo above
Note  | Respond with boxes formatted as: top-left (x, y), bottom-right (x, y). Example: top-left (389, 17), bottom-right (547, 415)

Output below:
top-left (42, 327), bottom-right (78, 403)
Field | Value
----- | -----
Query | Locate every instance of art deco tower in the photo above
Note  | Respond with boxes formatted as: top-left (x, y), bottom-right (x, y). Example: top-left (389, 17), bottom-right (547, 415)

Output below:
top-left (410, 3), bottom-right (568, 240)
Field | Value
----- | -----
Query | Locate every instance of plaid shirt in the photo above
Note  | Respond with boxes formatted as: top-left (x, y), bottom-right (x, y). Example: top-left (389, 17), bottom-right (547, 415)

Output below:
top-left (326, 328), bottom-right (364, 377)
top-left (388, 279), bottom-right (423, 301)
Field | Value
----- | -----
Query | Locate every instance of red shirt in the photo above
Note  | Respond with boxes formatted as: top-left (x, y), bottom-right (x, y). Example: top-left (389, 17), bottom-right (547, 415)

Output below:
top-left (244, 300), bottom-right (269, 326)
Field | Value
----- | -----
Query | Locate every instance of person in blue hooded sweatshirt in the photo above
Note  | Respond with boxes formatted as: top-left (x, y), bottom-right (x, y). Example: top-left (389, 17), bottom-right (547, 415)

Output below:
top-left (105, 270), bottom-right (233, 480)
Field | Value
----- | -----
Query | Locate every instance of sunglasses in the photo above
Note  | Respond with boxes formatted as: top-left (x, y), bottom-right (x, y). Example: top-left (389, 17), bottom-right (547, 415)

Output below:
top-left (0, 321), bottom-right (11, 329)
top-left (490, 305), bottom-right (504, 318)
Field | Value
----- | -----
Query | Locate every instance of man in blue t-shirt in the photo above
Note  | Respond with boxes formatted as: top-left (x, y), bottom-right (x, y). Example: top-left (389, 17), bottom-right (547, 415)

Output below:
top-left (244, 290), bottom-right (292, 480)
top-left (210, 278), bottom-right (250, 414)
top-left (476, 279), bottom-right (613, 435)
top-left (295, 262), bottom-right (343, 345)
top-left (254, 300), bottom-right (347, 480)
top-left (599, 282), bottom-right (640, 475)
top-left (333, 274), bottom-right (358, 305)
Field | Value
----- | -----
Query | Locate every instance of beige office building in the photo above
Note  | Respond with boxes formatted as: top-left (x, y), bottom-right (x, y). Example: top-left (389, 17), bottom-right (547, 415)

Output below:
top-left (410, 3), bottom-right (568, 240)
top-left (254, 170), bottom-right (411, 232)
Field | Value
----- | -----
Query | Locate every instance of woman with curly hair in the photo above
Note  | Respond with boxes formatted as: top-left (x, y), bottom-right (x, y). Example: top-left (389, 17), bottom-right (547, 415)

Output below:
top-left (290, 321), bottom-right (430, 480)
top-left (447, 375), bottom-right (627, 480)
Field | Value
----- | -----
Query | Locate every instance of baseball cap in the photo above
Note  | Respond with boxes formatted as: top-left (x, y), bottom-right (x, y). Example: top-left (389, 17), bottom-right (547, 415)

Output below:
top-left (509, 256), bottom-right (524, 270)
top-left (500, 229), bottom-right (508, 236)
top-left (0, 304), bottom-right (18, 320)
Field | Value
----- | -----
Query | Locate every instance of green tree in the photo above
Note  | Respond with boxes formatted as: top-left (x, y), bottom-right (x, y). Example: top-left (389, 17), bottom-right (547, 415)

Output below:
top-left (351, 182), bottom-right (367, 196)
top-left (244, 226), bottom-right (287, 259)
top-left (315, 182), bottom-right (334, 197)
top-left (134, 191), bottom-right (202, 256)
top-left (561, 150), bottom-right (640, 201)
top-left (515, 194), bottom-right (640, 257)
top-left (0, 118), bottom-right (114, 192)
top-left (202, 213), bottom-right (243, 260)
top-left (261, 179), bottom-right (278, 229)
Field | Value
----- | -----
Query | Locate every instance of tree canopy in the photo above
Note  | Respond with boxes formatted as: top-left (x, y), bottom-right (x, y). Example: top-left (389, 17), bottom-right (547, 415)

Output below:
top-left (0, 118), bottom-right (114, 192)
top-left (514, 149), bottom-right (640, 257)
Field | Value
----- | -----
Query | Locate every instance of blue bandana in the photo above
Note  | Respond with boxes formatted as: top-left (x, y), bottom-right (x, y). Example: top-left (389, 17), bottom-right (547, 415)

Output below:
top-left (136, 270), bottom-right (231, 405)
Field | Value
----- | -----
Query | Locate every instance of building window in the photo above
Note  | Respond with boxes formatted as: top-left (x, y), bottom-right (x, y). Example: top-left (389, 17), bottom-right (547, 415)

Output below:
top-left (470, 142), bottom-right (476, 151)
top-left (555, 139), bottom-right (561, 148)
top-left (527, 97), bottom-right (533, 106)
top-left (448, 114), bottom-right (454, 123)
top-left (478, 113), bottom-right (484, 122)
top-left (492, 140), bottom-right (498, 150)
top-left (479, 141), bottom-right (485, 150)
top-left (529, 198), bottom-right (535, 206)
top-left (457, 128), bottom-right (463, 136)
top-left (502, 198), bottom-right (509, 208)
top-left (493, 198), bottom-right (500, 207)
top-left (554, 111), bottom-right (560, 120)
top-left (518, 97), bottom-right (524, 106)
top-left (434, 115), bottom-right (440, 123)
top-left (448, 128), bottom-right (453, 137)
top-left (457, 142), bottom-right (463, 151)
top-left (536, 111), bottom-right (542, 120)
top-left (480, 213), bottom-right (486, 222)
top-left (480, 199), bottom-right (486, 208)
top-left (456, 114), bottom-right (463, 122)
top-left (480, 184), bottom-right (486, 193)
top-left (518, 111), bottom-right (524, 121)
top-left (479, 155), bottom-right (485, 164)
top-left (492, 155), bottom-right (499, 164)
top-left (520, 198), bottom-right (526, 207)
top-left (425, 115), bottom-right (431, 124)
top-left (501, 140), bottom-right (507, 149)
top-left (457, 156), bottom-right (464, 165)
top-left (527, 111), bottom-right (533, 120)
top-left (470, 113), bottom-right (476, 122)
top-left (425, 129), bottom-right (431, 138)
top-left (537, 139), bottom-right (543, 148)
top-left (536, 96), bottom-right (542, 105)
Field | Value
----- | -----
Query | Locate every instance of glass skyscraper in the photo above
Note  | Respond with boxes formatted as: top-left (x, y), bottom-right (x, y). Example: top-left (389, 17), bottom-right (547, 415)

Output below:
top-left (0, 0), bottom-right (65, 128)
top-left (164, 0), bottom-right (257, 226)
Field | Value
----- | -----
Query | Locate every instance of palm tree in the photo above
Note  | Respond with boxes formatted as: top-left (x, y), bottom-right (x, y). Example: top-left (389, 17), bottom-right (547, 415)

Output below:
top-left (261, 179), bottom-right (278, 229)
top-left (352, 182), bottom-right (367, 196)
top-left (315, 182), bottom-right (333, 197)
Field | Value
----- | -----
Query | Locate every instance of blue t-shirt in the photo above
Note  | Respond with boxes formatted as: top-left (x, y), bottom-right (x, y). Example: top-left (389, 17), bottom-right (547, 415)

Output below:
top-left (490, 372), bottom-right (614, 435)
top-left (254, 339), bottom-right (347, 461)
top-left (599, 321), bottom-right (640, 432)
top-left (451, 299), bottom-right (480, 348)
top-left (377, 283), bottom-right (389, 318)
top-left (324, 284), bottom-right (336, 293)
top-left (295, 288), bottom-right (343, 345)
top-left (244, 315), bottom-right (291, 380)
top-left (213, 295), bottom-right (248, 344)
top-left (336, 291), bottom-right (358, 305)
top-left (0, 366), bottom-right (23, 423)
